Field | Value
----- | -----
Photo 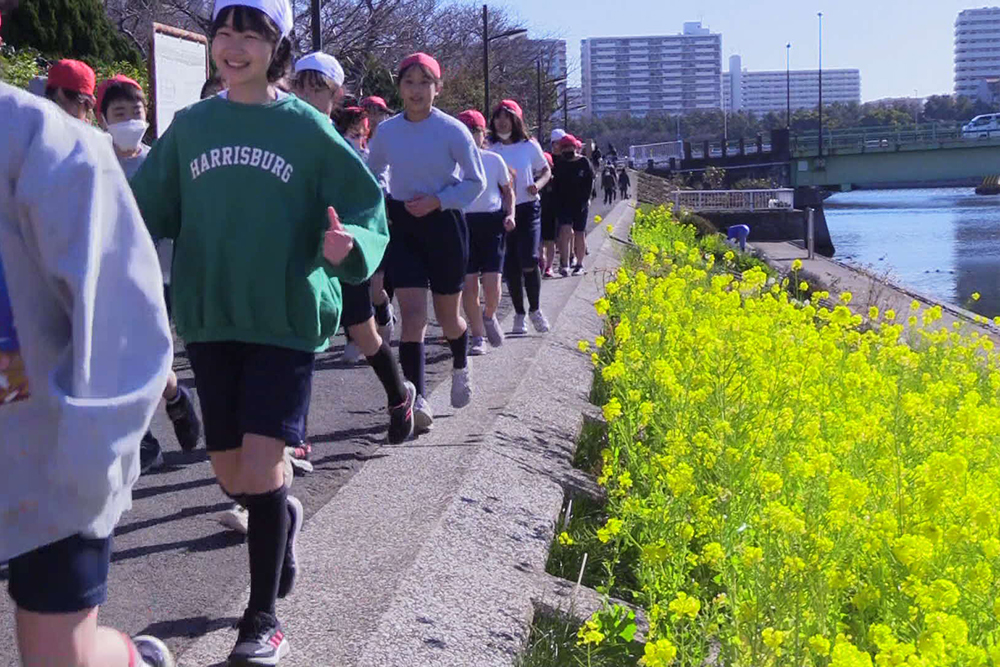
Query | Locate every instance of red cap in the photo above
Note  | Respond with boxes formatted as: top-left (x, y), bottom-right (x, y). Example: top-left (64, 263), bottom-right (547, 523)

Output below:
top-left (557, 134), bottom-right (579, 148)
top-left (361, 96), bottom-right (390, 112)
top-left (456, 109), bottom-right (487, 131)
top-left (494, 99), bottom-right (523, 120)
top-left (543, 151), bottom-right (554, 166)
top-left (399, 53), bottom-right (441, 80)
top-left (95, 74), bottom-right (142, 117)
top-left (48, 59), bottom-right (97, 98)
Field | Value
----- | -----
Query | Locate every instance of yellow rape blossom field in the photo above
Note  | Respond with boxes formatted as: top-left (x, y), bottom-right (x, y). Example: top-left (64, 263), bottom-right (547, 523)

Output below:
top-left (572, 205), bottom-right (1000, 667)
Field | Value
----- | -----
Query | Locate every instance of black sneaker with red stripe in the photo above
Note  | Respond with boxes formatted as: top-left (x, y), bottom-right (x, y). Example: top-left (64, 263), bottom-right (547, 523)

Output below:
top-left (387, 381), bottom-right (416, 444)
top-left (227, 610), bottom-right (289, 666)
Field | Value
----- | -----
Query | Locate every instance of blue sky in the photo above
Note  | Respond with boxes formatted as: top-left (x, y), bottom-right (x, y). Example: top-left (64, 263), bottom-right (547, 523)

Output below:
top-left (488, 0), bottom-right (977, 101)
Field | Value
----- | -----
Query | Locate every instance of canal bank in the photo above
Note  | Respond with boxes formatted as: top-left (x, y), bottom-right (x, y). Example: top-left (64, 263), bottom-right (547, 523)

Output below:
top-left (752, 239), bottom-right (1000, 345)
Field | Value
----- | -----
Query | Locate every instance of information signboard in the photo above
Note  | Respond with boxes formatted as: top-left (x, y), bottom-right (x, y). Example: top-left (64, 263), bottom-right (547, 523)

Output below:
top-left (150, 23), bottom-right (209, 137)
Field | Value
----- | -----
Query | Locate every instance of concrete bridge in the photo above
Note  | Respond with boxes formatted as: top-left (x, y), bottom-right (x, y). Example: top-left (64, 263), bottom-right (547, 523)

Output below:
top-left (634, 124), bottom-right (1000, 190)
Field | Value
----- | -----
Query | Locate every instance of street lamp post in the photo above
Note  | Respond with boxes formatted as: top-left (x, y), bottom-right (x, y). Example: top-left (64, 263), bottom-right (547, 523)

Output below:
top-left (818, 12), bottom-right (824, 159)
top-left (311, 0), bottom-right (321, 50)
top-left (536, 59), bottom-right (543, 140)
top-left (481, 5), bottom-right (527, 117)
top-left (786, 43), bottom-right (791, 129)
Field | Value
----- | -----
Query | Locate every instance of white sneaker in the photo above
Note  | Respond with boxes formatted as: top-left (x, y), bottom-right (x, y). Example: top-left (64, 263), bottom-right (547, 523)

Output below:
top-left (342, 340), bottom-right (364, 363)
top-left (377, 312), bottom-right (395, 344)
top-left (451, 365), bottom-right (473, 408)
top-left (529, 309), bottom-right (551, 333)
top-left (414, 395), bottom-right (434, 434)
top-left (512, 313), bottom-right (528, 335)
top-left (218, 504), bottom-right (249, 535)
top-left (483, 312), bottom-right (505, 347)
top-left (469, 335), bottom-right (486, 355)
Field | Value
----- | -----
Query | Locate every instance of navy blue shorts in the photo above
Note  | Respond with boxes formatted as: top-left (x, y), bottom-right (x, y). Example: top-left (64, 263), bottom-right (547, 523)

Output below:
top-left (540, 196), bottom-right (558, 242)
top-left (505, 201), bottom-right (541, 272)
top-left (7, 534), bottom-right (112, 613)
top-left (186, 342), bottom-right (315, 452)
top-left (386, 199), bottom-right (468, 295)
top-left (466, 211), bottom-right (507, 275)
top-left (340, 279), bottom-right (373, 328)
top-left (559, 204), bottom-right (590, 233)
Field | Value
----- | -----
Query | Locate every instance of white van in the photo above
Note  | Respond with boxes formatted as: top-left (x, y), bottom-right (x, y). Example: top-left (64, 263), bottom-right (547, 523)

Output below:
top-left (962, 114), bottom-right (1000, 137)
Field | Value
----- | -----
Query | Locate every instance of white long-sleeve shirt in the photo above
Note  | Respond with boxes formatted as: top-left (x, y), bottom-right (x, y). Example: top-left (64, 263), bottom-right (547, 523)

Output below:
top-left (0, 83), bottom-right (173, 561)
top-left (367, 108), bottom-right (486, 211)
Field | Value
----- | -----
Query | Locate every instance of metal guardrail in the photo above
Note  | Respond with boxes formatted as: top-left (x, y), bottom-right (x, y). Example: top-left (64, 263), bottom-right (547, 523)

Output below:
top-left (672, 188), bottom-right (794, 212)
top-left (629, 141), bottom-right (684, 165)
top-left (789, 122), bottom-right (1000, 156)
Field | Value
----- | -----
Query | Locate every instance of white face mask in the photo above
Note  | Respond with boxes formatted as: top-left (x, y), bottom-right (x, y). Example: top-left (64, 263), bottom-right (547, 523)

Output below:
top-left (107, 119), bottom-right (148, 152)
top-left (496, 131), bottom-right (512, 141)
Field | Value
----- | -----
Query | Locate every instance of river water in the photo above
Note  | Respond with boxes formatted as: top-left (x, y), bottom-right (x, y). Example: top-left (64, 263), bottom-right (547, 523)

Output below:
top-left (824, 188), bottom-right (1000, 318)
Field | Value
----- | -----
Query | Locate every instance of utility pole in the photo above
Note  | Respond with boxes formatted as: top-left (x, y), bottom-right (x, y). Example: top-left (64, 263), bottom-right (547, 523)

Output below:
top-left (482, 5), bottom-right (490, 117)
top-left (536, 59), bottom-right (543, 141)
top-left (786, 43), bottom-right (791, 129)
top-left (818, 12), bottom-right (824, 159)
top-left (563, 84), bottom-right (568, 131)
top-left (311, 0), bottom-right (321, 51)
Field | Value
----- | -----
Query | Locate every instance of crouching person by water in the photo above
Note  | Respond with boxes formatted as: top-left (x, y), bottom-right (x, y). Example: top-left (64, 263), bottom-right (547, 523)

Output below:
top-left (128, 1), bottom-right (389, 664)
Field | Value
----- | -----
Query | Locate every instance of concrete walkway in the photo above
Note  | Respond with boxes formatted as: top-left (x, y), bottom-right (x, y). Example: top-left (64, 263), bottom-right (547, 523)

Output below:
top-left (753, 240), bottom-right (1000, 343)
top-left (177, 202), bottom-right (633, 667)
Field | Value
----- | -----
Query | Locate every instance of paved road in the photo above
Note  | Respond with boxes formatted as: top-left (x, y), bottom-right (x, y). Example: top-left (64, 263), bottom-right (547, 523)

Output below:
top-left (0, 196), bottom-right (615, 664)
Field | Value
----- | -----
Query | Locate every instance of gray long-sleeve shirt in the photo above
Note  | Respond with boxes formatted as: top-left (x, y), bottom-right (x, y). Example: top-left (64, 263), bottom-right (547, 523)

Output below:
top-left (0, 83), bottom-right (173, 561)
top-left (367, 108), bottom-right (486, 211)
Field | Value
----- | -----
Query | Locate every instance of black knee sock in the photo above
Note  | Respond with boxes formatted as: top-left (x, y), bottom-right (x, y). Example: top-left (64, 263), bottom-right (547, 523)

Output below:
top-left (524, 267), bottom-right (541, 312)
top-left (448, 328), bottom-right (469, 370)
top-left (245, 485), bottom-right (289, 615)
top-left (398, 342), bottom-right (426, 397)
top-left (368, 341), bottom-right (407, 406)
top-left (506, 265), bottom-right (526, 315)
top-left (374, 300), bottom-right (392, 327)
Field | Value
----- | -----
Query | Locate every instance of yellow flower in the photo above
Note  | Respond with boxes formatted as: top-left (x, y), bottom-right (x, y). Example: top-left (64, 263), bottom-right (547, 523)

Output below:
top-left (557, 531), bottom-right (575, 546)
top-left (594, 335), bottom-right (606, 348)
top-left (577, 340), bottom-right (590, 352)
top-left (792, 259), bottom-right (803, 271)
top-left (799, 281), bottom-right (809, 291)
top-left (576, 617), bottom-right (605, 646)
top-left (762, 627), bottom-right (787, 655)
top-left (868, 306), bottom-right (879, 320)
top-left (640, 638), bottom-right (677, 666)
top-left (910, 299), bottom-right (921, 311)
top-left (594, 215), bottom-right (603, 223)
top-left (808, 634), bottom-right (831, 656)
top-left (596, 517), bottom-right (623, 543)
top-left (594, 298), bottom-right (610, 315)
top-left (602, 397), bottom-right (623, 422)
top-left (839, 291), bottom-right (853, 305)
top-left (885, 309), bottom-right (896, 321)
top-left (668, 591), bottom-right (701, 619)
top-left (606, 224), bottom-right (615, 233)
top-left (972, 292), bottom-right (981, 301)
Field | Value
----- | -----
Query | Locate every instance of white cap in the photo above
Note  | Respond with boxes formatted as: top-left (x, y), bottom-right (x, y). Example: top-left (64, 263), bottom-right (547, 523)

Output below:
top-left (550, 128), bottom-right (567, 143)
top-left (294, 52), bottom-right (345, 87)
top-left (213, 0), bottom-right (294, 37)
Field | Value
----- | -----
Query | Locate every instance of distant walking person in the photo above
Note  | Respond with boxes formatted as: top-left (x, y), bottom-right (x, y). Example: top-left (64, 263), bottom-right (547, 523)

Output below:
top-left (2, 81), bottom-right (176, 667)
top-left (552, 134), bottom-right (594, 277)
top-left (618, 168), bottom-right (631, 199)
top-left (590, 145), bottom-right (602, 169)
top-left (602, 168), bottom-right (616, 205)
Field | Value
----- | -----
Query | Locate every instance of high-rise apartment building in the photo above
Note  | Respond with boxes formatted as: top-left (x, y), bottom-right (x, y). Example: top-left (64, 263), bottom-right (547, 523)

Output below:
top-left (723, 55), bottom-right (861, 116)
top-left (581, 22), bottom-right (722, 118)
top-left (955, 7), bottom-right (1000, 99)
top-left (531, 38), bottom-right (567, 81)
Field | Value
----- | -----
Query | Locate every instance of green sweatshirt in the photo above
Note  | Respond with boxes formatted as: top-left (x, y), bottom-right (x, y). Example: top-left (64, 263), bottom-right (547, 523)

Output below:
top-left (131, 94), bottom-right (388, 352)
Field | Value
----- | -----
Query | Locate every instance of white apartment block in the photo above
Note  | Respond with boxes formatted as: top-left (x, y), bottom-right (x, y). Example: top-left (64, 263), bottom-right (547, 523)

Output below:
top-left (531, 38), bottom-right (567, 81)
top-left (581, 22), bottom-right (722, 118)
top-left (723, 55), bottom-right (861, 116)
top-left (955, 7), bottom-right (1000, 99)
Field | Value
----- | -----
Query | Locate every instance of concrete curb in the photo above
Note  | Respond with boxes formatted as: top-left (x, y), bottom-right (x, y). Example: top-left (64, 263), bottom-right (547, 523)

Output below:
top-left (176, 202), bottom-right (635, 667)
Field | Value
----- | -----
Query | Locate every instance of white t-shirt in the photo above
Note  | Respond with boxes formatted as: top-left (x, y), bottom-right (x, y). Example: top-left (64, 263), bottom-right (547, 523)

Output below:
top-left (465, 150), bottom-right (511, 214)
top-left (489, 139), bottom-right (548, 205)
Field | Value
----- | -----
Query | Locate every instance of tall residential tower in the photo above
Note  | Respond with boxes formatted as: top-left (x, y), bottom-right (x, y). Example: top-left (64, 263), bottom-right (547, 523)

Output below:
top-left (581, 22), bottom-right (722, 118)
top-left (955, 7), bottom-right (1000, 100)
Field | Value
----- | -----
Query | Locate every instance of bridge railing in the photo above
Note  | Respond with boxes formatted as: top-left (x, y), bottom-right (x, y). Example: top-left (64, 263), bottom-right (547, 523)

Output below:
top-left (790, 122), bottom-right (973, 156)
top-left (629, 141), bottom-right (684, 165)
top-left (672, 189), bottom-right (794, 212)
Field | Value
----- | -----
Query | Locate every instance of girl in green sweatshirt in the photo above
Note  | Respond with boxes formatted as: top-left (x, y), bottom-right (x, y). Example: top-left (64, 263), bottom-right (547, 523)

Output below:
top-left (129, 2), bottom-right (389, 664)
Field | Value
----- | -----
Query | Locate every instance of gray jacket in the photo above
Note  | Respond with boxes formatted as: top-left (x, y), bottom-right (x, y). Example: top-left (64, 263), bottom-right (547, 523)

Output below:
top-left (0, 83), bottom-right (173, 561)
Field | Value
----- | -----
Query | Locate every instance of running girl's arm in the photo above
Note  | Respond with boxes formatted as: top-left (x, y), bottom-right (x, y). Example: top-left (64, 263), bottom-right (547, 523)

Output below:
top-left (496, 154), bottom-right (515, 217)
top-left (436, 128), bottom-right (487, 211)
top-left (128, 120), bottom-right (183, 240)
top-left (527, 141), bottom-right (551, 193)
top-left (10, 103), bottom-right (173, 510)
top-left (317, 124), bottom-right (389, 284)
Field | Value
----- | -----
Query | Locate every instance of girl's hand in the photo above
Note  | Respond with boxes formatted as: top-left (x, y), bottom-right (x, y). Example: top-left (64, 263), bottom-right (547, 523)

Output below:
top-left (527, 183), bottom-right (539, 196)
top-left (404, 195), bottom-right (441, 218)
top-left (503, 215), bottom-right (516, 232)
top-left (323, 206), bottom-right (355, 265)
